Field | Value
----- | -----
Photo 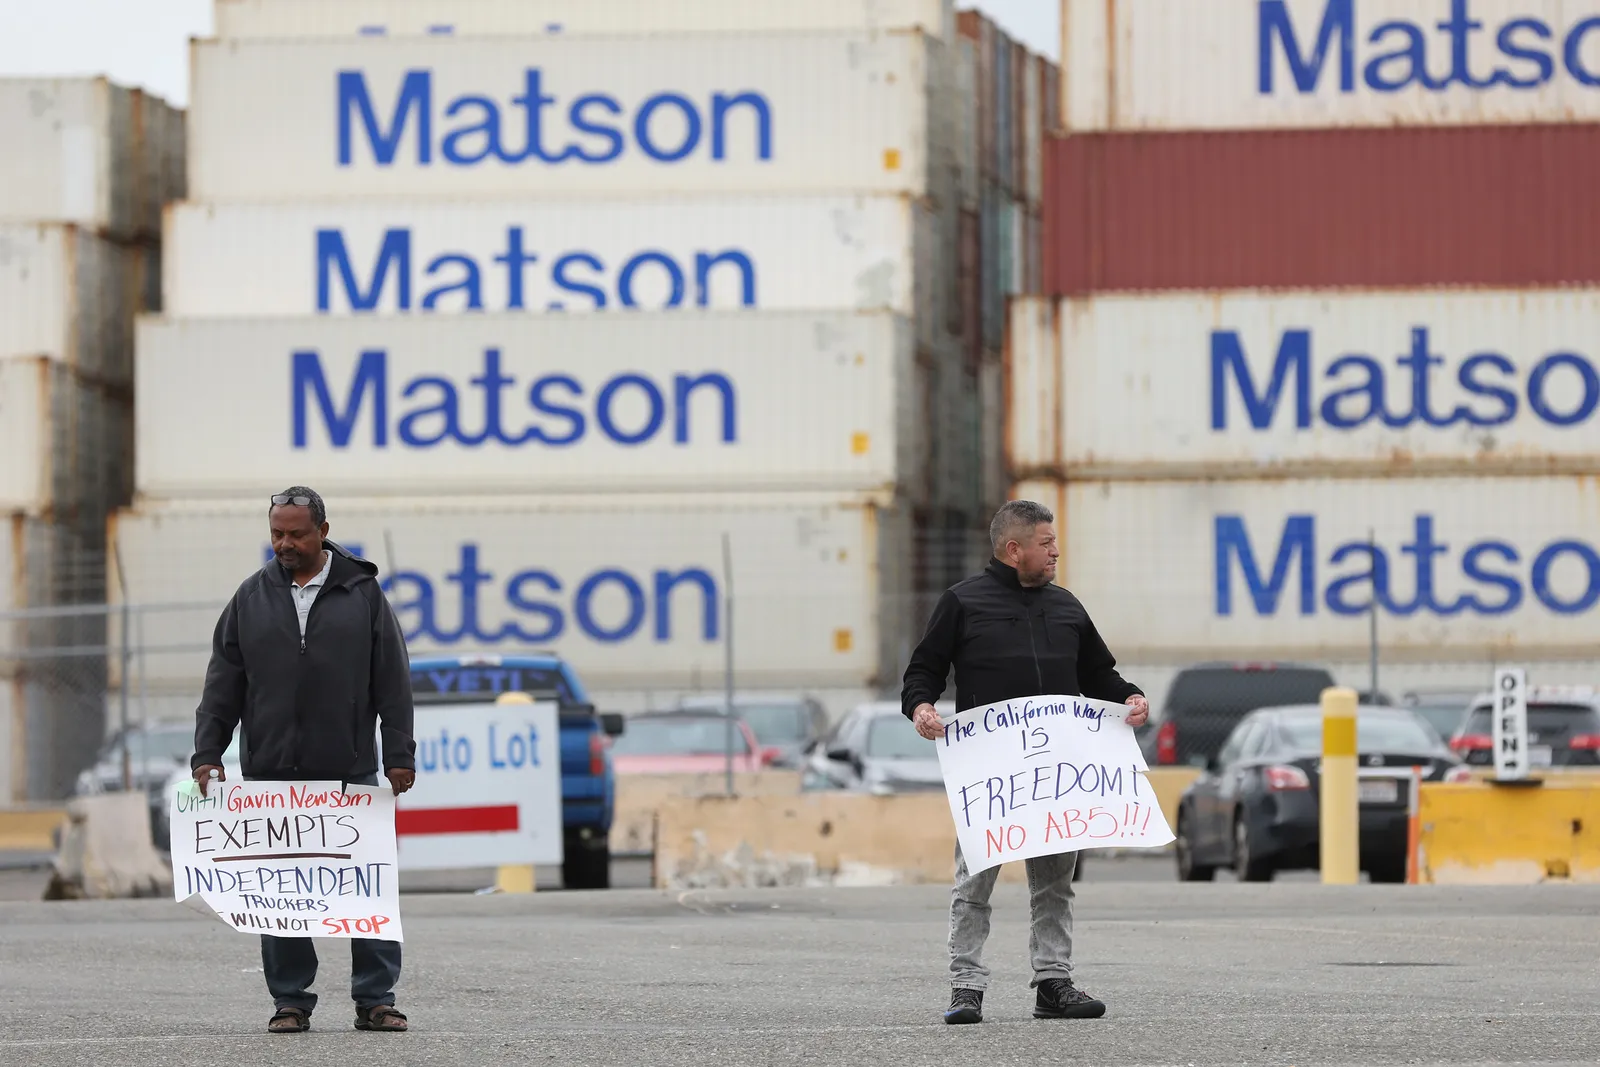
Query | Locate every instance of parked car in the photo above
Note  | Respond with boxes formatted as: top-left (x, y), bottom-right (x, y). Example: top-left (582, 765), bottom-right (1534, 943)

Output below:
top-left (1142, 661), bottom-right (1338, 769)
top-left (1449, 686), bottom-right (1600, 769)
top-left (1400, 688), bottom-right (1482, 745)
top-left (671, 692), bottom-right (829, 769)
top-left (75, 721), bottom-right (199, 850)
top-left (801, 700), bottom-right (951, 794)
top-left (1174, 704), bottom-right (1472, 884)
top-left (608, 711), bottom-right (777, 775)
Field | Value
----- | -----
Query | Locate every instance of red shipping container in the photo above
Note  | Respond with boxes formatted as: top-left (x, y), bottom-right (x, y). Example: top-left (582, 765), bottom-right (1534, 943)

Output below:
top-left (1044, 125), bottom-right (1600, 294)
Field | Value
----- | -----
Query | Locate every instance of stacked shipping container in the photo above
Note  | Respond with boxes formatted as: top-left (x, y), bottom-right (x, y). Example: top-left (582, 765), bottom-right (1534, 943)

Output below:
top-left (115, 1), bottom-right (1060, 721)
top-left (0, 78), bottom-right (184, 800)
top-left (1016, 0), bottom-right (1600, 720)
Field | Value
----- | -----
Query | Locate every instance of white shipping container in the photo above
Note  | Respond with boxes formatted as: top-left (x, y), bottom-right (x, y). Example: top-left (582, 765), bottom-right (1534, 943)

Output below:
top-left (955, 37), bottom-right (980, 211)
top-left (1008, 291), bottom-right (1600, 478)
top-left (1061, 0), bottom-right (1600, 131)
top-left (0, 79), bottom-right (184, 239)
top-left (214, 0), bottom-right (955, 40)
top-left (134, 312), bottom-right (919, 499)
top-left (0, 224), bottom-right (144, 385)
top-left (1015, 476), bottom-right (1600, 659)
top-left (107, 492), bottom-right (911, 691)
top-left (0, 79), bottom-right (133, 235)
top-left (0, 356), bottom-right (131, 517)
top-left (189, 32), bottom-right (950, 202)
top-left (163, 197), bottom-right (944, 335)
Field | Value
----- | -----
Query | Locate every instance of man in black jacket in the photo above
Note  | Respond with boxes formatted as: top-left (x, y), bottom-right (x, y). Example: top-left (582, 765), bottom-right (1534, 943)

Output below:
top-left (191, 487), bottom-right (417, 1035)
top-left (902, 499), bottom-right (1149, 1026)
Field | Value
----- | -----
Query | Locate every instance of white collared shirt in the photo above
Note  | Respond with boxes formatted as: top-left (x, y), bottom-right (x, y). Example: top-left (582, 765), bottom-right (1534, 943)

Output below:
top-left (289, 549), bottom-right (333, 638)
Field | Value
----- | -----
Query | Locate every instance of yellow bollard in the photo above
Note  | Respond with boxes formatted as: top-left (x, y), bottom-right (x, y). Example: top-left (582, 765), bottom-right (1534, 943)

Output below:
top-left (1320, 687), bottom-right (1360, 885)
top-left (493, 691), bottom-right (537, 892)
top-left (495, 864), bottom-right (536, 894)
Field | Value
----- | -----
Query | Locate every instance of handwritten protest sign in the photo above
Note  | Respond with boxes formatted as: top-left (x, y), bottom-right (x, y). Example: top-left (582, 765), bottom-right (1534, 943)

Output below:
top-left (935, 694), bottom-right (1175, 874)
top-left (170, 780), bottom-right (403, 941)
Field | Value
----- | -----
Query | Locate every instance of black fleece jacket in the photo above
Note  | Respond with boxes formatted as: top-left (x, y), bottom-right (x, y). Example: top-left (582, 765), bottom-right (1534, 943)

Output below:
top-left (901, 559), bottom-right (1142, 719)
top-left (192, 540), bottom-right (416, 781)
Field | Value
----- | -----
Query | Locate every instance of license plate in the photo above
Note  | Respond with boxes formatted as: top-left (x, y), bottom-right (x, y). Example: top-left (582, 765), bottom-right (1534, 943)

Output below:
top-left (1530, 746), bottom-right (1553, 767)
top-left (1359, 779), bottom-right (1399, 804)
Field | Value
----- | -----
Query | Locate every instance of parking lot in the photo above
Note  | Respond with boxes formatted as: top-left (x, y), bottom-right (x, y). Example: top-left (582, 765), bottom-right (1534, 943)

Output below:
top-left (2, 858), bottom-right (1597, 1067)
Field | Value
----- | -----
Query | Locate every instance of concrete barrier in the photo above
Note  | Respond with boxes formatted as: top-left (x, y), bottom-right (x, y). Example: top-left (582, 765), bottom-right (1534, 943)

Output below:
top-left (610, 771), bottom-right (803, 854)
top-left (1418, 779), bottom-right (1600, 884)
top-left (43, 793), bottom-right (173, 900)
top-left (0, 805), bottom-right (68, 851)
top-left (652, 768), bottom-right (1199, 889)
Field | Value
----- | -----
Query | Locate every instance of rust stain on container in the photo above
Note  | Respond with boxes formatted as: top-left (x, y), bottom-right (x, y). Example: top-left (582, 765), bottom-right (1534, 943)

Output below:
top-left (1044, 125), bottom-right (1600, 294)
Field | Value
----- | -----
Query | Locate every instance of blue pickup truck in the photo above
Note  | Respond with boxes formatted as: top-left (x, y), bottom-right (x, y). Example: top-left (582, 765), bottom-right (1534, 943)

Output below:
top-left (408, 653), bottom-right (624, 889)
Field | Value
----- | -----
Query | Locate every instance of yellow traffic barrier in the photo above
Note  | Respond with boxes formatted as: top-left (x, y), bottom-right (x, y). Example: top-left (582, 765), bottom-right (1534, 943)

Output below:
top-left (0, 806), bottom-right (68, 852)
top-left (1417, 779), bottom-right (1600, 884)
top-left (1320, 687), bottom-right (1359, 885)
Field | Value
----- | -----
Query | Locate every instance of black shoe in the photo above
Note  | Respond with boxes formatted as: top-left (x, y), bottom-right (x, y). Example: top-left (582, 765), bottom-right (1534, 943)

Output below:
top-left (1034, 977), bottom-right (1106, 1019)
top-left (943, 987), bottom-right (983, 1025)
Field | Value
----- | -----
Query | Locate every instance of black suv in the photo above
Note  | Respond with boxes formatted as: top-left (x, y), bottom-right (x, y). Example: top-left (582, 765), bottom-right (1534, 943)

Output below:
top-left (1141, 661), bottom-right (1338, 768)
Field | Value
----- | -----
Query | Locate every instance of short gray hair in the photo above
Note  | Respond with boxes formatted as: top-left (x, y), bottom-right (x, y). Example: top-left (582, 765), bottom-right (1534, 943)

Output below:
top-left (990, 500), bottom-right (1054, 553)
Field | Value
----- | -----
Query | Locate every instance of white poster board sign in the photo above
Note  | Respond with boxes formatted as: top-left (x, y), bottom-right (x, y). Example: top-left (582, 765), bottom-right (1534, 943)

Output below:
top-left (1492, 667), bottom-right (1531, 780)
top-left (170, 780), bottom-right (403, 941)
top-left (935, 694), bottom-right (1174, 875)
top-left (396, 700), bottom-right (563, 869)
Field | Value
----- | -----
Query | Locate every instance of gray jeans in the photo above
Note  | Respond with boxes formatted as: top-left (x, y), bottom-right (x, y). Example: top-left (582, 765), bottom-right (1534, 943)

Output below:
top-left (948, 843), bottom-right (1077, 991)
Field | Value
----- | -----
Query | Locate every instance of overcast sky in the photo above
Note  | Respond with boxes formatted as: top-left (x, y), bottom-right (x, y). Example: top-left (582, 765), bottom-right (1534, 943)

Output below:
top-left (0, 0), bottom-right (1056, 108)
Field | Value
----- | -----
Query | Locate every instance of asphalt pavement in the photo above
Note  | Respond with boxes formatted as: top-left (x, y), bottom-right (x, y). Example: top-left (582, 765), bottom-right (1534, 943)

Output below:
top-left (2, 859), bottom-right (1597, 1067)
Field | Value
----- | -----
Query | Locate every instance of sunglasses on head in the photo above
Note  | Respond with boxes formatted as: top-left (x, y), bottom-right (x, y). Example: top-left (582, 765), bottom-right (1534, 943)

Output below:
top-left (271, 494), bottom-right (315, 507)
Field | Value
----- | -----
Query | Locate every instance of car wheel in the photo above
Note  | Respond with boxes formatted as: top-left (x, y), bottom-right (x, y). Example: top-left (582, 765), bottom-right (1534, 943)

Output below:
top-left (1233, 813), bottom-right (1274, 883)
top-left (1367, 857), bottom-right (1408, 884)
top-left (562, 836), bottom-right (611, 890)
top-left (1175, 811), bottom-right (1216, 882)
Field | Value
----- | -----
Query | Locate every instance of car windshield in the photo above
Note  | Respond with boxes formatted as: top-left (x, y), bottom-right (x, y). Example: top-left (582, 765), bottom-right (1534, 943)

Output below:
top-left (1462, 703), bottom-right (1600, 736)
top-left (1278, 712), bottom-right (1441, 752)
top-left (865, 717), bottom-right (933, 760)
top-left (106, 726), bottom-right (194, 765)
top-left (1167, 667), bottom-right (1336, 717)
top-left (610, 717), bottom-right (744, 756)
top-left (734, 704), bottom-right (809, 744)
top-left (1406, 703), bottom-right (1470, 739)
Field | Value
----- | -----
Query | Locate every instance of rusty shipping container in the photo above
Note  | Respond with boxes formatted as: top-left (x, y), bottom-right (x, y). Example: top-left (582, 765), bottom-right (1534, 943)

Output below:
top-left (1044, 125), bottom-right (1600, 295)
top-left (0, 356), bottom-right (131, 525)
top-left (957, 11), bottom-right (995, 186)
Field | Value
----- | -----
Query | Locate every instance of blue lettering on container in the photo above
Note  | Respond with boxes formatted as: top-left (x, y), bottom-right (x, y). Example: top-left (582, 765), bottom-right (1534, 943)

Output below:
top-left (315, 226), bottom-right (756, 313)
top-left (379, 544), bottom-right (720, 646)
top-left (1210, 326), bottom-right (1598, 432)
top-left (291, 347), bottom-right (736, 450)
top-left (337, 69), bottom-right (773, 168)
top-left (1259, 0), bottom-right (1600, 96)
top-left (1216, 514), bottom-right (1600, 618)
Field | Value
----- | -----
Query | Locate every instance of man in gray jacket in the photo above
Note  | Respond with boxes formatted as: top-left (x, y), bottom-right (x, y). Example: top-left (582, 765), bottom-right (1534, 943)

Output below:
top-left (192, 486), bottom-right (417, 1035)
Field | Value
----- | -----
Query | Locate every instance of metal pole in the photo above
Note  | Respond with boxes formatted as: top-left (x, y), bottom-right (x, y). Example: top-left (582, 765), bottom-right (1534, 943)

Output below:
top-left (1368, 528), bottom-right (1379, 700)
top-left (1320, 686), bottom-right (1360, 885)
top-left (113, 538), bottom-right (131, 793)
top-left (722, 532), bottom-right (734, 798)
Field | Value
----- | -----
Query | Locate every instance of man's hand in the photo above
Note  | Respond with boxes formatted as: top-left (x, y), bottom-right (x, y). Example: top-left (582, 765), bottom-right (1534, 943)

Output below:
top-left (1124, 695), bottom-right (1151, 728)
top-left (912, 703), bottom-right (945, 740)
top-left (193, 764), bottom-right (225, 797)
top-left (386, 768), bottom-right (416, 795)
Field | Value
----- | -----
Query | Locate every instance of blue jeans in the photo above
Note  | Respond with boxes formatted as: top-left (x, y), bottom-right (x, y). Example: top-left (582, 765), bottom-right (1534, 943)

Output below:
top-left (254, 773), bottom-right (403, 1012)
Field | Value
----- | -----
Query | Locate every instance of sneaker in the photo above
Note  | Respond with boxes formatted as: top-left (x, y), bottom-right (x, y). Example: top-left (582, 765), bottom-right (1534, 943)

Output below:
top-left (1033, 977), bottom-right (1106, 1019)
top-left (943, 987), bottom-right (984, 1025)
